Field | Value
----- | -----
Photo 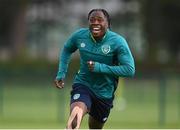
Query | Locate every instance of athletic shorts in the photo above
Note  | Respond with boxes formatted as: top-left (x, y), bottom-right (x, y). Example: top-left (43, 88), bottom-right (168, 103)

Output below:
top-left (70, 83), bottom-right (113, 123)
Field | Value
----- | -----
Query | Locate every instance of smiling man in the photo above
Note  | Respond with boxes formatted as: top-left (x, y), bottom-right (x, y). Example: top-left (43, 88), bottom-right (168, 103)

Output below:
top-left (54, 9), bottom-right (135, 129)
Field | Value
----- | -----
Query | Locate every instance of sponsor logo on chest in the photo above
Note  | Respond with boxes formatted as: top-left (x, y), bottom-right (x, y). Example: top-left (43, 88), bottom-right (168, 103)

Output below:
top-left (80, 42), bottom-right (86, 48)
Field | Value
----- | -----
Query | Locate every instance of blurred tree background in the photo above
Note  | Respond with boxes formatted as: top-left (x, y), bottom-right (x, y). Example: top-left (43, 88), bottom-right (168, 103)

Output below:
top-left (0, 0), bottom-right (179, 129)
top-left (0, 0), bottom-right (180, 70)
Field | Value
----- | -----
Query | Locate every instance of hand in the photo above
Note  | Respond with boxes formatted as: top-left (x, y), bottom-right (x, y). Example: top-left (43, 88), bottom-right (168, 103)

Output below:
top-left (87, 60), bottom-right (95, 71)
top-left (54, 79), bottom-right (64, 89)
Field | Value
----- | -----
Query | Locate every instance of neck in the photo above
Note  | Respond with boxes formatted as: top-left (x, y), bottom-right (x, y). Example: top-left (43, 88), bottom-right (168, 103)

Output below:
top-left (90, 30), bottom-right (108, 43)
top-left (94, 35), bottom-right (104, 41)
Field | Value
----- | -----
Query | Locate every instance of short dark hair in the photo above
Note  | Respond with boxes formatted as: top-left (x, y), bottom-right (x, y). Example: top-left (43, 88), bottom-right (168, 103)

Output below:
top-left (88, 9), bottom-right (111, 28)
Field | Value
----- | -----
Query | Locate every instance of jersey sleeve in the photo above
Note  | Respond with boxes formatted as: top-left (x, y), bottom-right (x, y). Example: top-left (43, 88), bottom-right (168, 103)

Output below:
top-left (93, 37), bottom-right (135, 77)
top-left (56, 32), bottom-right (78, 80)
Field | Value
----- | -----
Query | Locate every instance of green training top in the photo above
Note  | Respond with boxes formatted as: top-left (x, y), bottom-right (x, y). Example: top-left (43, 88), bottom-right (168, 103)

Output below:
top-left (56, 28), bottom-right (135, 99)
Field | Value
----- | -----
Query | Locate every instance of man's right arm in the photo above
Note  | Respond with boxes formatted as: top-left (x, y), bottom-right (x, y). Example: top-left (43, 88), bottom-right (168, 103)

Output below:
top-left (56, 46), bottom-right (76, 80)
top-left (55, 32), bottom-right (78, 88)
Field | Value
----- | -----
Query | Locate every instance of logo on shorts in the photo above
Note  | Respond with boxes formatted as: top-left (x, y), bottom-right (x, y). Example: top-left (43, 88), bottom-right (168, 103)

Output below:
top-left (101, 45), bottom-right (111, 54)
top-left (103, 117), bottom-right (107, 122)
top-left (73, 93), bottom-right (80, 100)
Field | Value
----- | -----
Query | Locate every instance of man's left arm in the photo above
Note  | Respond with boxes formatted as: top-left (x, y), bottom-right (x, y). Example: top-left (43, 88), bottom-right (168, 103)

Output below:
top-left (91, 39), bottom-right (135, 77)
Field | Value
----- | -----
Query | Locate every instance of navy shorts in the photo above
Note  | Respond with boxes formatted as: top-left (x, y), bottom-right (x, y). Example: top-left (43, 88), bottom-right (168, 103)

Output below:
top-left (70, 83), bottom-right (113, 123)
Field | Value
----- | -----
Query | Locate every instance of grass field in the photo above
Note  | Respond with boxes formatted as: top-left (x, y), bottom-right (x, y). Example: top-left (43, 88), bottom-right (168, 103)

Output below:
top-left (0, 77), bottom-right (179, 129)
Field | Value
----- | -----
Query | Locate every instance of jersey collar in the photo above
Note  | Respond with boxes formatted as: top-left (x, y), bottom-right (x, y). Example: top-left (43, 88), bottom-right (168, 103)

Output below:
top-left (90, 29), bottom-right (109, 43)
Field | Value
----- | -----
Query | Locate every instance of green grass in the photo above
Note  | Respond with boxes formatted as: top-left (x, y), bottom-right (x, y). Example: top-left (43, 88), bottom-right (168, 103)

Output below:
top-left (0, 79), bottom-right (179, 129)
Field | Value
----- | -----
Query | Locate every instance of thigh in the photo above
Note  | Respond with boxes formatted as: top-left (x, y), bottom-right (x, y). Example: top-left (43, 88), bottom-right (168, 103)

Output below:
top-left (67, 101), bottom-right (88, 129)
top-left (67, 84), bottom-right (92, 129)
top-left (70, 101), bottom-right (88, 113)
top-left (88, 115), bottom-right (104, 129)
top-left (89, 97), bottom-right (113, 124)
top-left (70, 83), bottom-right (92, 111)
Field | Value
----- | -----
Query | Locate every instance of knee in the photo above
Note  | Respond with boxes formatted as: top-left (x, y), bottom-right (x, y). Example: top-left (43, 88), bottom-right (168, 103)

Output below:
top-left (67, 106), bottom-right (84, 129)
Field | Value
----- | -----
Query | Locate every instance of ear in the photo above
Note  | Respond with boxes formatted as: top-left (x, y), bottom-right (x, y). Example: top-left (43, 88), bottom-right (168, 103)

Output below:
top-left (105, 18), bottom-right (109, 28)
top-left (105, 22), bottom-right (109, 29)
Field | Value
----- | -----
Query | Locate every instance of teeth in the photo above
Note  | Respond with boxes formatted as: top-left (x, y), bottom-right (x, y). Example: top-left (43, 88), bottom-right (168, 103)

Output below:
top-left (93, 27), bottom-right (100, 31)
top-left (94, 27), bottom-right (99, 30)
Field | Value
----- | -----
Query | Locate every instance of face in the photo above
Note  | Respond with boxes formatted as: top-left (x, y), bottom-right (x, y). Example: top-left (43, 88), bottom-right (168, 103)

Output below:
top-left (89, 11), bottom-right (108, 40)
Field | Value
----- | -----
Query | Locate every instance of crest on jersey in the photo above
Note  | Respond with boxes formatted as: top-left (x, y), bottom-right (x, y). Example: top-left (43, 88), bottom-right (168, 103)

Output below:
top-left (101, 45), bottom-right (111, 54)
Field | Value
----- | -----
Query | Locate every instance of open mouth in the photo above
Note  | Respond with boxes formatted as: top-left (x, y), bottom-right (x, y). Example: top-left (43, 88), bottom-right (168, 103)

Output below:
top-left (91, 25), bottom-right (101, 34)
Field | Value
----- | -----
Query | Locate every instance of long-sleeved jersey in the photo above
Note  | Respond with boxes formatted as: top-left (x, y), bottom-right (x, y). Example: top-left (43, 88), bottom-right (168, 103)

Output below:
top-left (56, 28), bottom-right (135, 99)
